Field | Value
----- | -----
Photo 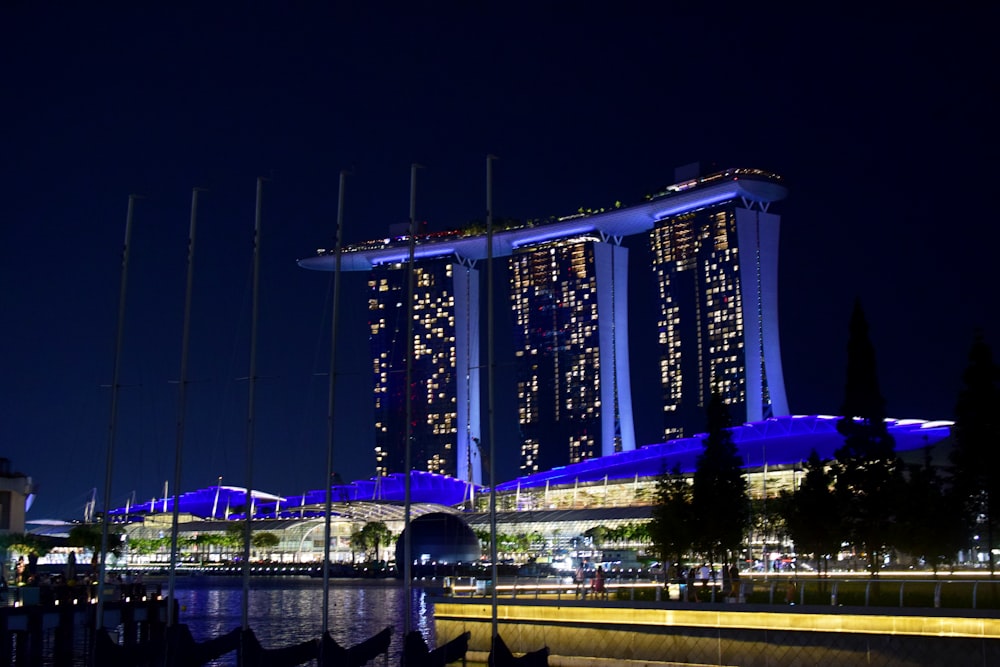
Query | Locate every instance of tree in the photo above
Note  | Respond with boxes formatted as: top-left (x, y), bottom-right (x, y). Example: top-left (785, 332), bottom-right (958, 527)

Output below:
top-left (950, 333), bottom-right (1000, 574)
top-left (351, 521), bottom-right (393, 563)
top-left (779, 449), bottom-right (840, 579)
top-left (649, 464), bottom-right (694, 571)
top-left (473, 529), bottom-right (491, 553)
top-left (193, 533), bottom-right (229, 563)
top-left (223, 524), bottom-right (246, 554)
top-left (583, 526), bottom-right (607, 548)
top-left (125, 536), bottom-right (169, 557)
top-left (251, 532), bottom-right (280, 561)
top-left (691, 392), bottom-right (749, 571)
top-left (833, 300), bottom-right (902, 577)
top-left (68, 523), bottom-right (123, 572)
top-left (896, 447), bottom-right (965, 574)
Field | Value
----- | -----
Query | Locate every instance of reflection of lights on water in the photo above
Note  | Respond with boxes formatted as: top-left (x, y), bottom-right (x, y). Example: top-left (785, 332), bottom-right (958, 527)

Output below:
top-left (414, 588), bottom-right (432, 637)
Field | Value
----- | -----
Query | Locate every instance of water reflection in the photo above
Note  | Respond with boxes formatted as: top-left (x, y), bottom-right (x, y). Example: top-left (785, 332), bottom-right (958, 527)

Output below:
top-left (171, 577), bottom-right (434, 666)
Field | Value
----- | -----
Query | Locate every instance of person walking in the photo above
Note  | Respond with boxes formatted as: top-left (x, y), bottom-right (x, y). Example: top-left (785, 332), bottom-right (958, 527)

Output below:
top-left (592, 566), bottom-right (606, 600)
top-left (66, 550), bottom-right (77, 585)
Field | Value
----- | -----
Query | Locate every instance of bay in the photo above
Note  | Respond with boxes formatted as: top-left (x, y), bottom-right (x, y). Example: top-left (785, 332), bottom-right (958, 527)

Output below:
top-left (162, 576), bottom-right (436, 666)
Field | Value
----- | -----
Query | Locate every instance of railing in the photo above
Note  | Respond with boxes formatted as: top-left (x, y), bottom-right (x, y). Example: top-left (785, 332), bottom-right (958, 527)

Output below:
top-left (442, 574), bottom-right (1000, 610)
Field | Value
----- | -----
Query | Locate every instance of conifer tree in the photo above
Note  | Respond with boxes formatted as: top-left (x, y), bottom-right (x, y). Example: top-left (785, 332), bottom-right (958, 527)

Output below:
top-left (779, 448), bottom-right (839, 579)
top-left (833, 300), bottom-right (901, 576)
top-left (897, 447), bottom-right (965, 573)
top-left (692, 391), bottom-right (749, 570)
top-left (951, 333), bottom-right (1000, 573)
top-left (649, 463), bottom-right (694, 572)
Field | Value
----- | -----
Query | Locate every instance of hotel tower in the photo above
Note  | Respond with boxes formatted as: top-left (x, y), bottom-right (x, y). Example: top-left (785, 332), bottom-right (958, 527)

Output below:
top-left (298, 166), bottom-right (789, 482)
top-left (648, 171), bottom-right (789, 440)
top-left (510, 236), bottom-right (635, 474)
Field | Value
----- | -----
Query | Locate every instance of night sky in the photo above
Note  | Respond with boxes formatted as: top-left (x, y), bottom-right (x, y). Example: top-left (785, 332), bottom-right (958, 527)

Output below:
top-left (3, 5), bottom-right (997, 520)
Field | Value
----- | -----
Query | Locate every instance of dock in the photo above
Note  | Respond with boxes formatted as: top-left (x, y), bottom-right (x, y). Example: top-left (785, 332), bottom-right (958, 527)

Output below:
top-left (0, 585), bottom-right (168, 666)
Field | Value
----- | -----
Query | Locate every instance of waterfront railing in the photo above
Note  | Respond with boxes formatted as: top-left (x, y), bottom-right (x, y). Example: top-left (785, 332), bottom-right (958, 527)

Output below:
top-left (444, 574), bottom-right (1000, 610)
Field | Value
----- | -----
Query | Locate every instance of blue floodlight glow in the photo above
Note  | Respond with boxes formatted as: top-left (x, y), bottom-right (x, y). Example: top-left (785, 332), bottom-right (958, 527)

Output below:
top-left (650, 188), bottom-right (738, 220)
top-left (108, 415), bottom-right (951, 522)
top-left (494, 415), bottom-right (953, 492)
top-left (509, 224), bottom-right (599, 250)
top-left (108, 471), bottom-right (479, 520)
top-left (370, 246), bottom-right (458, 266)
top-left (298, 168), bottom-right (788, 273)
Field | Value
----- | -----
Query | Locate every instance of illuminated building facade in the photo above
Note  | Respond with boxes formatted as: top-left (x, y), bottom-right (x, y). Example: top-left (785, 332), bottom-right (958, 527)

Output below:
top-left (510, 237), bottom-right (635, 474)
top-left (368, 260), bottom-right (481, 482)
top-left (299, 166), bottom-right (789, 481)
top-left (650, 186), bottom-right (788, 439)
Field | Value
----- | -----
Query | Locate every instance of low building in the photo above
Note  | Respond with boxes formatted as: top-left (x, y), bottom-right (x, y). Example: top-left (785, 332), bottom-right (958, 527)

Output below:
top-left (0, 458), bottom-right (35, 535)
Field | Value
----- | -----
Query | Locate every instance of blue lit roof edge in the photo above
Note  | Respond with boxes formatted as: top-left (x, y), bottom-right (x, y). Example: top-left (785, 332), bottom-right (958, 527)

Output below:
top-left (297, 172), bottom-right (788, 272)
top-left (105, 415), bottom-right (949, 520)
top-left (493, 415), bottom-right (953, 492)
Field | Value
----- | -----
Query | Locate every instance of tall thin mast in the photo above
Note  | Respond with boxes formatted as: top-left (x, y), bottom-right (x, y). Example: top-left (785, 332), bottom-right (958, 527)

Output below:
top-left (322, 170), bottom-right (348, 640)
top-left (403, 163), bottom-right (420, 638)
top-left (168, 187), bottom-right (202, 627)
top-left (242, 177), bottom-right (264, 631)
top-left (95, 194), bottom-right (137, 638)
top-left (486, 155), bottom-right (499, 644)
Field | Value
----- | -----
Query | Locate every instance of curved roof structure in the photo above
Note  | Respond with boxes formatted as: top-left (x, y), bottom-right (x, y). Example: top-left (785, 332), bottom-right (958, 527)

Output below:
top-left (297, 168), bottom-right (787, 272)
top-left (109, 471), bottom-right (477, 521)
top-left (107, 415), bottom-right (951, 523)
top-left (494, 415), bottom-right (953, 492)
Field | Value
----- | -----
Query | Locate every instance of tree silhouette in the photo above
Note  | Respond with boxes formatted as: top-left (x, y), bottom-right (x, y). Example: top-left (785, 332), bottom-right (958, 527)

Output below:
top-left (833, 300), bottom-right (901, 577)
top-left (897, 447), bottom-right (965, 574)
top-left (649, 463), bottom-right (693, 572)
top-left (692, 392), bottom-right (749, 571)
top-left (68, 523), bottom-right (124, 573)
top-left (779, 449), bottom-right (839, 580)
top-left (950, 332), bottom-right (1000, 573)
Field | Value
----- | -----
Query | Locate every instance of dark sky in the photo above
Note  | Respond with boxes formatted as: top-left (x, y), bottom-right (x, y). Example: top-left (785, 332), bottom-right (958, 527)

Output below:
top-left (3, 5), bottom-right (997, 520)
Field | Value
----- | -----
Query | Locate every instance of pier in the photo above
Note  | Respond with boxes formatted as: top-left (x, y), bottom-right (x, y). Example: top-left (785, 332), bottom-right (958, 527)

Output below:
top-left (0, 586), bottom-right (167, 667)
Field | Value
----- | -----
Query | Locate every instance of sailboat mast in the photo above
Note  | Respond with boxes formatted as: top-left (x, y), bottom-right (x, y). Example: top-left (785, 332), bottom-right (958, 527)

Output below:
top-left (486, 155), bottom-right (499, 643)
top-left (167, 187), bottom-right (201, 627)
top-left (95, 194), bottom-right (136, 637)
top-left (322, 170), bottom-right (348, 639)
top-left (403, 162), bottom-right (420, 638)
top-left (242, 177), bottom-right (264, 631)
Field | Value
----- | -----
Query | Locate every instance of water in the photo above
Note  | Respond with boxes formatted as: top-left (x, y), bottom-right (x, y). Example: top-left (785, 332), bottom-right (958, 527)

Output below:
top-left (164, 576), bottom-right (435, 666)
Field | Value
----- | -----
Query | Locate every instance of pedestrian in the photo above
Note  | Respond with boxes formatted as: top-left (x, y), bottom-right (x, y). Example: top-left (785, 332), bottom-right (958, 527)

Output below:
top-left (729, 563), bottom-right (741, 600)
top-left (665, 562), bottom-right (677, 600)
top-left (592, 566), bottom-right (606, 600)
top-left (66, 550), bottom-right (77, 585)
top-left (685, 566), bottom-right (696, 601)
top-left (785, 578), bottom-right (797, 605)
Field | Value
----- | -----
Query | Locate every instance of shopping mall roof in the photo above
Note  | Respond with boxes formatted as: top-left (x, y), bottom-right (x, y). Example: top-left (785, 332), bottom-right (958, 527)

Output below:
top-left (494, 415), bottom-right (953, 492)
top-left (105, 415), bottom-right (952, 521)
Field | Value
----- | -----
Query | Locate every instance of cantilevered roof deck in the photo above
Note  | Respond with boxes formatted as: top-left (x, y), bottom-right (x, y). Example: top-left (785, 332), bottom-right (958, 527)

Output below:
top-left (297, 168), bottom-right (787, 272)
